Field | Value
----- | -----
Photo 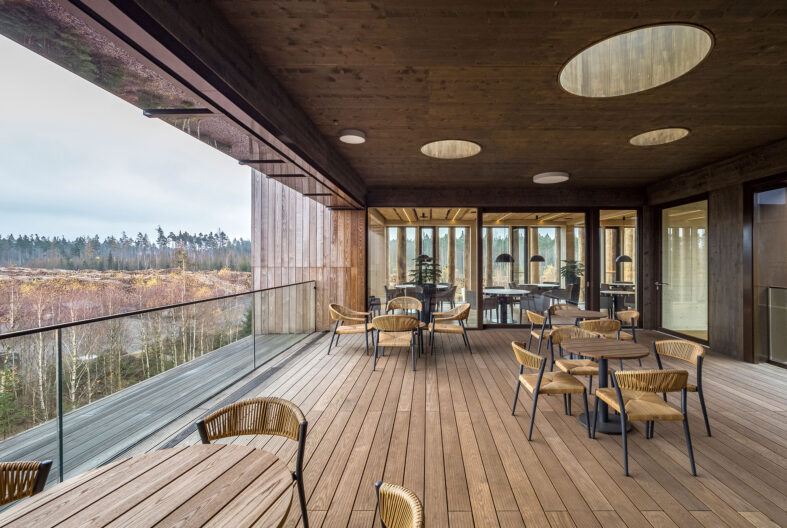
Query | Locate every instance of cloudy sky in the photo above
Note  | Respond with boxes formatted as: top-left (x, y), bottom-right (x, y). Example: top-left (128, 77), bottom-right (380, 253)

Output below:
top-left (0, 34), bottom-right (250, 240)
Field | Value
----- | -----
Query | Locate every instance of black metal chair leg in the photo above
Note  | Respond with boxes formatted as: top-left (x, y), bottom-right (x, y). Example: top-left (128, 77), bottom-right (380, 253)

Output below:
top-left (563, 394), bottom-right (568, 415)
top-left (296, 473), bottom-right (309, 528)
top-left (582, 392), bottom-right (591, 438)
top-left (591, 396), bottom-right (600, 439)
top-left (373, 338), bottom-right (379, 371)
top-left (365, 329), bottom-right (369, 356)
top-left (588, 376), bottom-right (593, 395)
top-left (621, 413), bottom-right (629, 476)
top-left (567, 394), bottom-right (572, 416)
top-left (463, 325), bottom-right (472, 354)
top-left (512, 380), bottom-right (521, 415)
top-left (430, 327), bottom-right (436, 355)
top-left (698, 389), bottom-right (711, 436)
top-left (411, 334), bottom-right (416, 371)
top-left (327, 322), bottom-right (338, 355)
top-left (684, 417), bottom-right (697, 476)
top-left (528, 391), bottom-right (540, 440)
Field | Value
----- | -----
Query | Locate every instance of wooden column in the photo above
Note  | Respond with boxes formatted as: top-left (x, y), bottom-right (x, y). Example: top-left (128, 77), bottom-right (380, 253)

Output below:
top-left (484, 227), bottom-right (493, 286)
top-left (448, 227), bottom-right (456, 284)
top-left (529, 227), bottom-right (540, 283)
top-left (397, 226), bottom-right (407, 284)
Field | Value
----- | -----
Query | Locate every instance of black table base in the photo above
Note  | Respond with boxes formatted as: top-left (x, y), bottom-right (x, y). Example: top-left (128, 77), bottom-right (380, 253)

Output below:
top-left (578, 412), bottom-right (632, 434)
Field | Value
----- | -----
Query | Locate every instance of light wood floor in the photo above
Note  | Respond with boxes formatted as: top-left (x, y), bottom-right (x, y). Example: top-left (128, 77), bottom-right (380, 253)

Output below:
top-left (178, 328), bottom-right (787, 528)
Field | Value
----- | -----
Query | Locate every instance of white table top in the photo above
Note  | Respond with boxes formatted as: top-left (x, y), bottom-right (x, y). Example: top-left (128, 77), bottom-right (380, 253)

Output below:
top-left (600, 290), bottom-right (636, 295)
top-left (484, 288), bottom-right (529, 295)
top-left (395, 283), bottom-right (449, 289)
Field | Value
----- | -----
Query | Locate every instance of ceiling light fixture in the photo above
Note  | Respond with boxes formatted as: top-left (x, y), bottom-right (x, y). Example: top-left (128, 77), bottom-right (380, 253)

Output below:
top-left (630, 128), bottom-right (690, 146)
top-left (420, 139), bottom-right (481, 159)
top-left (533, 172), bottom-right (570, 184)
top-left (339, 129), bottom-right (366, 144)
top-left (559, 24), bottom-right (713, 98)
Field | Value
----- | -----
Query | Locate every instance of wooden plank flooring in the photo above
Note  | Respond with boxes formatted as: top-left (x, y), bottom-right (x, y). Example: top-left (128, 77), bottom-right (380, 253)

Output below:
top-left (175, 329), bottom-right (787, 528)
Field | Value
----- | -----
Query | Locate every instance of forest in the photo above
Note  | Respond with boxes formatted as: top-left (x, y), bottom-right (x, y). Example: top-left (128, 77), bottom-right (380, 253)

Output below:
top-left (0, 266), bottom-right (253, 439)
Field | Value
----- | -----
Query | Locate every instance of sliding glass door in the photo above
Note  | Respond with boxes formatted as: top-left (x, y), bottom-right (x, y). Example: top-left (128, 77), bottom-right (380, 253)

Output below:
top-left (659, 200), bottom-right (708, 341)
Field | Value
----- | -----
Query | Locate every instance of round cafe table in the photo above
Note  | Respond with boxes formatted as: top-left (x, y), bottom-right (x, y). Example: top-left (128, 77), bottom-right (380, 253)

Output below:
top-left (483, 288), bottom-right (529, 323)
top-left (0, 444), bottom-right (294, 527)
top-left (561, 339), bottom-right (650, 434)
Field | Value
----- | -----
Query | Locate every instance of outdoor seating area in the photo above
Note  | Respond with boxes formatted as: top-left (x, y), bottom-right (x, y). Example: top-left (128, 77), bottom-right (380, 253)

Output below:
top-left (0, 1), bottom-right (785, 527)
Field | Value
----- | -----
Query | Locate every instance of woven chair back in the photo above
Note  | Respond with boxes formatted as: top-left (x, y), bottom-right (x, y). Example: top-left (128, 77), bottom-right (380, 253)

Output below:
top-left (387, 296), bottom-right (422, 313)
top-left (550, 326), bottom-right (597, 345)
top-left (616, 310), bottom-right (640, 324)
top-left (512, 341), bottom-right (544, 370)
top-left (0, 461), bottom-right (47, 506)
top-left (436, 303), bottom-right (470, 321)
top-left (201, 397), bottom-right (305, 442)
top-left (548, 303), bottom-right (572, 315)
top-left (525, 310), bottom-right (546, 325)
top-left (580, 318), bottom-right (621, 333)
top-left (654, 339), bottom-right (704, 366)
top-left (329, 304), bottom-right (365, 323)
top-left (373, 315), bottom-right (419, 332)
top-left (378, 482), bottom-right (424, 528)
top-left (614, 369), bottom-right (688, 393)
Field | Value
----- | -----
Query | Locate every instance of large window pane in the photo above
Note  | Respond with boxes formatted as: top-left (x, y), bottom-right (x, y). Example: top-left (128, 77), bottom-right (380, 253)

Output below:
top-left (661, 201), bottom-right (708, 340)
top-left (599, 210), bottom-right (637, 317)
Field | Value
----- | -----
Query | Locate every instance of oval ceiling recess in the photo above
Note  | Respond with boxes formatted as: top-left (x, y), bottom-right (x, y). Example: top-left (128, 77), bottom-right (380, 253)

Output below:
top-left (560, 24), bottom-right (713, 97)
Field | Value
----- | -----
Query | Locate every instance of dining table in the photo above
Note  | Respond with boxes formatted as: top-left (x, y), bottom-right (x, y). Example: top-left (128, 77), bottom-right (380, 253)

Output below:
top-left (483, 288), bottom-right (529, 323)
top-left (561, 339), bottom-right (650, 434)
top-left (600, 290), bottom-right (635, 316)
top-left (552, 308), bottom-right (608, 325)
top-left (0, 444), bottom-right (294, 527)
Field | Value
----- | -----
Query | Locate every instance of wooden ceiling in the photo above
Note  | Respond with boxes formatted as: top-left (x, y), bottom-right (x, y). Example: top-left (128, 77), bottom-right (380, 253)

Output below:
top-left (211, 1), bottom-right (787, 189)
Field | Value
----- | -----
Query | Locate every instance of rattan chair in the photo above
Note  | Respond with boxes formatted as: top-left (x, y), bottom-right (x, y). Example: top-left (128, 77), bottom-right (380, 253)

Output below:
top-left (374, 481), bottom-right (424, 528)
top-left (0, 460), bottom-right (52, 506)
top-left (592, 369), bottom-right (696, 477)
top-left (428, 303), bottom-right (472, 355)
top-left (387, 296), bottom-right (426, 356)
top-left (511, 341), bottom-right (591, 440)
top-left (552, 327), bottom-right (606, 391)
top-left (547, 303), bottom-right (576, 327)
top-left (373, 315), bottom-right (420, 371)
top-left (525, 309), bottom-right (551, 353)
top-left (653, 340), bottom-right (711, 436)
top-left (196, 397), bottom-right (309, 527)
top-left (434, 284), bottom-right (457, 311)
top-left (615, 310), bottom-right (640, 342)
top-left (328, 304), bottom-right (373, 356)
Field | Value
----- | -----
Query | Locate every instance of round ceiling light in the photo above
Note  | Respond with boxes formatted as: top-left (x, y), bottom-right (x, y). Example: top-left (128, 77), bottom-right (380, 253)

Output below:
top-left (559, 24), bottom-right (713, 97)
top-left (339, 129), bottom-right (366, 144)
top-left (630, 127), bottom-right (690, 146)
top-left (533, 171), bottom-right (570, 184)
top-left (420, 139), bottom-right (481, 159)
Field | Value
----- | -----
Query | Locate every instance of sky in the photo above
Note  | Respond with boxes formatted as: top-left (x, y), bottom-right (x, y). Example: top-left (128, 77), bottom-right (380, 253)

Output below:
top-left (0, 34), bottom-right (251, 240)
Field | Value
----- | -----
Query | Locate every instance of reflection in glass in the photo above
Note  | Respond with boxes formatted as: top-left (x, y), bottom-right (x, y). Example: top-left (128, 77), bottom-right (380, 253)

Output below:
top-left (661, 201), bottom-right (708, 340)
top-left (599, 210), bottom-right (638, 317)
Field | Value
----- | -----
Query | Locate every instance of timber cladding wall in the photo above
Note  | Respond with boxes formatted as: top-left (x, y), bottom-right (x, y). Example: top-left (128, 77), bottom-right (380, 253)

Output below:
top-left (252, 172), bottom-right (366, 331)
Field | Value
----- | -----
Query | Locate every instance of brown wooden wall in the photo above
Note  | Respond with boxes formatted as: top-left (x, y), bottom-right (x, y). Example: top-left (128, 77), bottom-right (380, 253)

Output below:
top-left (252, 172), bottom-right (366, 331)
top-left (643, 138), bottom-right (787, 360)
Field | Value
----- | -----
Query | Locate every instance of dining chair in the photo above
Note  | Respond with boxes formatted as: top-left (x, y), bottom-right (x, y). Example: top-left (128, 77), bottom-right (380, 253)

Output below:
top-left (434, 284), bottom-right (457, 311)
top-left (196, 397), bottom-right (309, 527)
top-left (511, 342), bottom-right (591, 440)
top-left (552, 327), bottom-right (606, 391)
top-left (373, 315), bottom-right (420, 371)
top-left (384, 285), bottom-right (400, 303)
top-left (547, 303), bottom-right (575, 327)
top-left (429, 303), bottom-right (472, 354)
top-left (615, 309), bottom-right (642, 367)
top-left (374, 481), bottom-right (424, 528)
top-left (328, 304), bottom-right (373, 356)
top-left (653, 339), bottom-right (711, 436)
top-left (0, 460), bottom-right (52, 506)
top-left (525, 309), bottom-right (551, 353)
top-left (387, 296), bottom-right (426, 355)
top-left (592, 369), bottom-right (696, 477)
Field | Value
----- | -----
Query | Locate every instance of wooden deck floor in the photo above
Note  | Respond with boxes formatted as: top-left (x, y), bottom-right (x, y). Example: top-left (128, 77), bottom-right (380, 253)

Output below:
top-left (177, 328), bottom-right (787, 528)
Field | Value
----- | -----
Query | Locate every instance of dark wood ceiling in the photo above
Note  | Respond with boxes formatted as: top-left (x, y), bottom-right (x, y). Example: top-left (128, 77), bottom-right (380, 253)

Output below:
top-left (211, 1), bottom-right (787, 189)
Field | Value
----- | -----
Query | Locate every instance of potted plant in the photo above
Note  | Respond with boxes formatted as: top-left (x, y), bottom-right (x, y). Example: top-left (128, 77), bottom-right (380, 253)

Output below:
top-left (560, 260), bottom-right (585, 304)
top-left (409, 255), bottom-right (441, 322)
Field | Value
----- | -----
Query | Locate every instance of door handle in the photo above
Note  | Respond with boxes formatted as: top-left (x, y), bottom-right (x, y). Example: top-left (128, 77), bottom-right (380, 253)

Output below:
top-left (654, 281), bottom-right (669, 291)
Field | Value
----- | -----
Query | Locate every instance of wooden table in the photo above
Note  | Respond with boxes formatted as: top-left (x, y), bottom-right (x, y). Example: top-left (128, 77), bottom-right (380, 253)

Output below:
top-left (0, 444), bottom-right (294, 527)
top-left (483, 288), bottom-right (529, 323)
top-left (554, 308), bottom-right (608, 323)
top-left (561, 339), bottom-right (650, 435)
top-left (600, 290), bottom-right (635, 316)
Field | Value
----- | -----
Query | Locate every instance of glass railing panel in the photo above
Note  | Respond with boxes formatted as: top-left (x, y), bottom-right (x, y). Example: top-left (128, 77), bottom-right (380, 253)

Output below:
top-left (0, 331), bottom-right (59, 487)
top-left (254, 282), bottom-right (315, 367)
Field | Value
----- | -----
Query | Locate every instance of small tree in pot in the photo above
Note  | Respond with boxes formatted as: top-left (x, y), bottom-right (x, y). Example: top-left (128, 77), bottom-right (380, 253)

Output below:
top-left (560, 260), bottom-right (585, 304)
top-left (409, 255), bottom-right (441, 322)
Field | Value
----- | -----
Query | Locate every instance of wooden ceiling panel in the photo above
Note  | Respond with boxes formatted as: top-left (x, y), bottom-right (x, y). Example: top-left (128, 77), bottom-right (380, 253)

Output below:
top-left (211, 1), bottom-right (787, 189)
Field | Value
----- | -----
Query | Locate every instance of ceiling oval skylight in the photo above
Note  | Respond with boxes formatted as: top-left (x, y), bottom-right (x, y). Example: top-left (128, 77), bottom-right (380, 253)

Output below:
top-left (559, 24), bottom-right (713, 97)
top-left (630, 127), bottom-right (690, 146)
top-left (420, 139), bottom-right (481, 159)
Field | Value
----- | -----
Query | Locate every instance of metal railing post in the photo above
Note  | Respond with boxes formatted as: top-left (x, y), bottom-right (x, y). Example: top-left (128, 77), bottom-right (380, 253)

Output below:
top-left (55, 328), bottom-right (64, 482)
